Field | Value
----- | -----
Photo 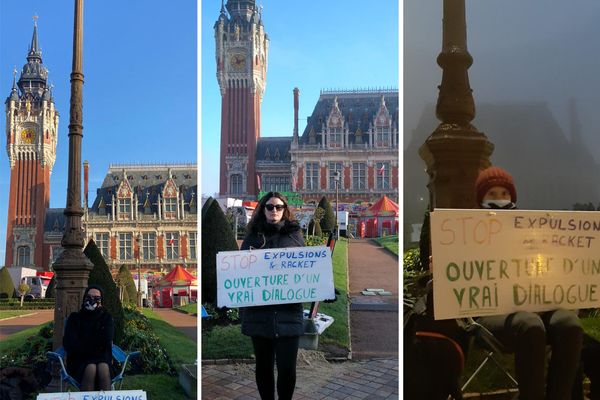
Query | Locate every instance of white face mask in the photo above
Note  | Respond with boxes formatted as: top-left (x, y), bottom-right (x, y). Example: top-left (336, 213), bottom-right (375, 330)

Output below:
top-left (481, 199), bottom-right (514, 209)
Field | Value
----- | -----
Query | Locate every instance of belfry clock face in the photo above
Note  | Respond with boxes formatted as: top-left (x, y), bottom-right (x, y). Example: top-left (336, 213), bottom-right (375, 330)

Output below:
top-left (229, 53), bottom-right (246, 71)
top-left (20, 128), bottom-right (36, 144)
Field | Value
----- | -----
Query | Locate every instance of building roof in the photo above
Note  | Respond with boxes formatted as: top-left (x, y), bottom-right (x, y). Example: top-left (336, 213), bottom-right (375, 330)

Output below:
top-left (256, 137), bottom-right (292, 164)
top-left (89, 163), bottom-right (198, 215)
top-left (300, 89), bottom-right (399, 145)
top-left (44, 208), bottom-right (66, 233)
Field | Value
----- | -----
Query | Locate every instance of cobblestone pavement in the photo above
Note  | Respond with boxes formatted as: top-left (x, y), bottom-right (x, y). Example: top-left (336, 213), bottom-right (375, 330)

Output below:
top-left (201, 358), bottom-right (399, 400)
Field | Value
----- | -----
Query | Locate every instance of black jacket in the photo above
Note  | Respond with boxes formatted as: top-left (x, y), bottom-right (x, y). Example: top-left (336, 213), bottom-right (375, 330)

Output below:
top-left (239, 220), bottom-right (305, 338)
top-left (63, 308), bottom-right (114, 381)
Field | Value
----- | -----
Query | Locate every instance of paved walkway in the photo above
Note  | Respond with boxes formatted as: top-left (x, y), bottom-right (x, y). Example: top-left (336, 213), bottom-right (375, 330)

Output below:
top-left (153, 308), bottom-right (198, 342)
top-left (202, 358), bottom-right (399, 400)
top-left (348, 239), bottom-right (398, 360)
top-left (0, 310), bottom-right (54, 340)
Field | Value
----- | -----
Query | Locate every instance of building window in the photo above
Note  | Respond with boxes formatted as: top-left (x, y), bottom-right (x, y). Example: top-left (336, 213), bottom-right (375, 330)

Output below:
top-left (142, 232), bottom-right (156, 260)
top-left (17, 246), bottom-right (31, 266)
top-left (165, 232), bottom-right (179, 260)
top-left (329, 162), bottom-right (343, 190)
top-left (353, 162), bottom-right (366, 190)
top-left (118, 198), bottom-right (131, 220)
top-left (305, 162), bottom-right (319, 190)
top-left (375, 125), bottom-right (390, 147)
top-left (230, 174), bottom-right (243, 195)
top-left (329, 127), bottom-right (342, 148)
top-left (264, 176), bottom-right (290, 192)
top-left (376, 162), bottom-right (391, 190)
top-left (119, 233), bottom-right (133, 260)
top-left (188, 232), bottom-right (197, 260)
top-left (95, 233), bottom-right (109, 260)
top-left (164, 197), bottom-right (177, 219)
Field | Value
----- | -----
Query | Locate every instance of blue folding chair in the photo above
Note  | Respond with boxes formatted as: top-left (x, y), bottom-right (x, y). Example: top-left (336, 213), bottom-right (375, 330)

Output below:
top-left (47, 344), bottom-right (141, 391)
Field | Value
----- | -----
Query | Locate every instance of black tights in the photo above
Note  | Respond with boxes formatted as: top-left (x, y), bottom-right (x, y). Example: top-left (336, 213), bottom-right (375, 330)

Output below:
top-left (81, 362), bottom-right (111, 391)
top-left (251, 336), bottom-right (299, 400)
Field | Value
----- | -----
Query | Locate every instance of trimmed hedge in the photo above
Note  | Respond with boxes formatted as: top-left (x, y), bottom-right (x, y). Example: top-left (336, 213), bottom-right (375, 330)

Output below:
top-left (201, 197), bottom-right (238, 304)
top-left (0, 298), bottom-right (55, 310)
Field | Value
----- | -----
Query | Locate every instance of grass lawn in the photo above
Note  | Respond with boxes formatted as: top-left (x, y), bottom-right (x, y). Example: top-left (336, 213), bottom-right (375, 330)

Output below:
top-left (373, 234), bottom-right (399, 256)
top-left (0, 323), bottom-right (51, 357)
top-left (141, 308), bottom-right (196, 366)
top-left (174, 303), bottom-right (197, 315)
top-left (202, 238), bottom-right (351, 359)
top-left (0, 310), bottom-right (36, 320)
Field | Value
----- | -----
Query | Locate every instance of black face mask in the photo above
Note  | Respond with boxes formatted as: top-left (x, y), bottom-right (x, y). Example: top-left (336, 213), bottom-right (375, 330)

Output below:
top-left (82, 296), bottom-right (102, 311)
top-left (481, 200), bottom-right (516, 209)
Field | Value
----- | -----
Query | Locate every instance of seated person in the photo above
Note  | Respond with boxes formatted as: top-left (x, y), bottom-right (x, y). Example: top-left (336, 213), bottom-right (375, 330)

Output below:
top-left (475, 167), bottom-right (583, 400)
top-left (63, 285), bottom-right (114, 391)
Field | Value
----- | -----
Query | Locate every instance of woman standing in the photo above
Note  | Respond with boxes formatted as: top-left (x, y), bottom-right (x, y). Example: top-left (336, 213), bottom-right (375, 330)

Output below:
top-left (240, 192), bottom-right (305, 400)
top-left (63, 285), bottom-right (114, 391)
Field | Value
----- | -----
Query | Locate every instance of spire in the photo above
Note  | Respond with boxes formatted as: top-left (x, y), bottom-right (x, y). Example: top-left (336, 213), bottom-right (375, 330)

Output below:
top-left (8, 68), bottom-right (19, 103)
top-left (28, 15), bottom-right (42, 62)
top-left (18, 18), bottom-right (48, 97)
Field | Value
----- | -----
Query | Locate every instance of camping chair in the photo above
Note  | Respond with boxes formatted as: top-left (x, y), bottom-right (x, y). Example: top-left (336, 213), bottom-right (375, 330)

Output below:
top-left (47, 344), bottom-right (140, 391)
top-left (458, 317), bottom-right (518, 396)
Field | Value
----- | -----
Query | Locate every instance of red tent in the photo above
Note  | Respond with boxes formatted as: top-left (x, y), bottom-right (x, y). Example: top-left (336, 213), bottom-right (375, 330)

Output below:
top-left (155, 265), bottom-right (197, 307)
top-left (359, 195), bottom-right (399, 237)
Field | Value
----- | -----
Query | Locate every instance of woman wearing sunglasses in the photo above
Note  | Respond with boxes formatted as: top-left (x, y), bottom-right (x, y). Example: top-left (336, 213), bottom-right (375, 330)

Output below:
top-left (240, 192), bottom-right (305, 400)
top-left (63, 284), bottom-right (114, 391)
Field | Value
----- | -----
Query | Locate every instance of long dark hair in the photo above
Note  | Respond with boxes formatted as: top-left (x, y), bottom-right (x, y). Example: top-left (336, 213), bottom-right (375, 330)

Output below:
top-left (247, 192), bottom-right (295, 233)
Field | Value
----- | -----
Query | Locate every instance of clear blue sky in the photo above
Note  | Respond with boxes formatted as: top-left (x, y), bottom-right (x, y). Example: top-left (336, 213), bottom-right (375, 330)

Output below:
top-left (200, 0), bottom-right (400, 196)
top-left (0, 1), bottom-right (197, 264)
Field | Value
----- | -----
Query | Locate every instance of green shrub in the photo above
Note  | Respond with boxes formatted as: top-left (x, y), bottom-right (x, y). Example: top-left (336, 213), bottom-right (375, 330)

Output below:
top-left (116, 264), bottom-right (138, 305)
top-left (85, 240), bottom-right (125, 345)
top-left (0, 267), bottom-right (16, 298)
top-left (201, 198), bottom-right (238, 305)
top-left (46, 274), bottom-right (56, 298)
top-left (120, 305), bottom-right (176, 375)
top-left (304, 234), bottom-right (326, 247)
top-left (201, 303), bottom-right (240, 332)
top-left (317, 196), bottom-right (336, 233)
top-left (308, 219), bottom-right (322, 237)
top-left (0, 321), bottom-right (53, 369)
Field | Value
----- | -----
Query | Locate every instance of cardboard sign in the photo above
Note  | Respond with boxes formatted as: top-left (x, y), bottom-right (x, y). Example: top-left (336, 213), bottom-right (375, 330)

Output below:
top-left (37, 391), bottom-right (147, 400)
top-left (430, 209), bottom-right (600, 320)
top-left (216, 246), bottom-right (335, 308)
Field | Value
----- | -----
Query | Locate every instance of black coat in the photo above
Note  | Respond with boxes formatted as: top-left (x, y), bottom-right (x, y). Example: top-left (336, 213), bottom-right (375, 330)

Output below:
top-left (239, 220), bottom-right (305, 338)
top-left (63, 308), bottom-right (114, 382)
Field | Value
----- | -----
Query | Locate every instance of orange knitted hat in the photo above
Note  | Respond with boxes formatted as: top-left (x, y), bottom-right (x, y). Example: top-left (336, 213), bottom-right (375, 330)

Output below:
top-left (475, 167), bottom-right (517, 205)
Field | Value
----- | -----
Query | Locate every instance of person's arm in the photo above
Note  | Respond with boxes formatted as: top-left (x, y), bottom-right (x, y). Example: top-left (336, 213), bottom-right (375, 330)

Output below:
top-left (63, 313), bottom-right (84, 354)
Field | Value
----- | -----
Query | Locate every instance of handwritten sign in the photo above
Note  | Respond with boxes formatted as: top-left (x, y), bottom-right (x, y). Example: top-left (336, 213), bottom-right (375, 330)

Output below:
top-left (37, 390), bottom-right (147, 400)
top-left (430, 209), bottom-right (600, 320)
top-left (216, 246), bottom-right (335, 308)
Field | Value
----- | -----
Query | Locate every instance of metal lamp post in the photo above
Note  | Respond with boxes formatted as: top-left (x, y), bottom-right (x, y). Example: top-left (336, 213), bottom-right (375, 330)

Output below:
top-left (136, 235), bottom-right (142, 307)
top-left (52, 0), bottom-right (94, 351)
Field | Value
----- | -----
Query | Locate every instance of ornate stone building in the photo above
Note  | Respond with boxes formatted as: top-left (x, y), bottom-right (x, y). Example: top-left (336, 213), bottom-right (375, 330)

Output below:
top-left (75, 164), bottom-right (198, 273)
top-left (215, 1), bottom-right (399, 204)
top-left (290, 89), bottom-right (398, 204)
top-left (4, 22), bottom-right (58, 270)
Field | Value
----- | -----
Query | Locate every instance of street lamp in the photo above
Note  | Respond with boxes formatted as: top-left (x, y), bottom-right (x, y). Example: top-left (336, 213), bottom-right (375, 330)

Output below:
top-left (334, 170), bottom-right (341, 239)
top-left (136, 234), bottom-right (142, 307)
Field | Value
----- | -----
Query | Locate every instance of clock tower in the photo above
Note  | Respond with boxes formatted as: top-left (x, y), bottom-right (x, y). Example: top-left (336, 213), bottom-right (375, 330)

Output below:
top-left (215, 0), bottom-right (268, 197)
top-left (5, 21), bottom-right (58, 270)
